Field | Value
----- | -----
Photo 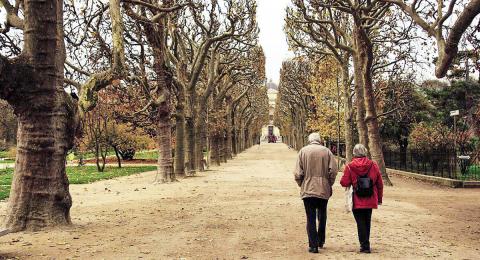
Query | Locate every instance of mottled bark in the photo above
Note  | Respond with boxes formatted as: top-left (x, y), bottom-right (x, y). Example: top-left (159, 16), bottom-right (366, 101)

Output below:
top-left (211, 93), bottom-right (226, 166)
top-left (238, 124), bottom-right (244, 153)
top-left (185, 115), bottom-right (196, 175)
top-left (211, 133), bottom-right (221, 166)
top-left (221, 131), bottom-right (227, 163)
top-left (354, 22), bottom-right (392, 186)
top-left (196, 109), bottom-right (207, 171)
top-left (3, 0), bottom-right (73, 231)
top-left (352, 34), bottom-right (369, 149)
top-left (174, 100), bottom-right (186, 177)
top-left (142, 12), bottom-right (176, 183)
top-left (232, 128), bottom-right (238, 156)
top-left (1, 0), bottom-right (126, 231)
top-left (225, 99), bottom-right (233, 160)
top-left (341, 64), bottom-right (354, 162)
top-left (155, 90), bottom-right (175, 183)
top-left (231, 108), bottom-right (238, 156)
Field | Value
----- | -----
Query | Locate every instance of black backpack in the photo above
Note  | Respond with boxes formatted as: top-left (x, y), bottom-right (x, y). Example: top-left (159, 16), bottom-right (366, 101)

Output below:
top-left (354, 163), bottom-right (374, 198)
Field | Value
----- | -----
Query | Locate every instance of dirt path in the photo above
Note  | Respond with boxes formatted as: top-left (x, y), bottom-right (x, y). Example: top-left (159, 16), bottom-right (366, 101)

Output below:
top-left (0, 143), bottom-right (479, 259)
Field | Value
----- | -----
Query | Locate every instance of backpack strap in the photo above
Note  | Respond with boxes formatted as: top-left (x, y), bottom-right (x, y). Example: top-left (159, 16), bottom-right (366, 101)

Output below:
top-left (358, 162), bottom-right (374, 177)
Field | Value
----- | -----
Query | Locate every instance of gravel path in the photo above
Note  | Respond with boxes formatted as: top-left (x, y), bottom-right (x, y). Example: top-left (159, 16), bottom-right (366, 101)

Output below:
top-left (0, 143), bottom-right (479, 259)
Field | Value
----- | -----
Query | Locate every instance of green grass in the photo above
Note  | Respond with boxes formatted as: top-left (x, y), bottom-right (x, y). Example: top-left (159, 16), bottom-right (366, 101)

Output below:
top-left (66, 165), bottom-right (156, 184)
top-left (0, 151), bottom-right (8, 158)
top-left (3, 149), bottom-right (158, 162)
top-left (134, 150), bottom-right (158, 160)
top-left (458, 165), bottom-right (480, 180)
top-left (0, 159), bottom-right (14, 164)
top-left (0, 165), bottom-right (156, 200)
top-left (68, 151), bottom-right (114, 161)
top-left (469, 165), bottom-right (480, 174)
top-left (0, 185), bottom-right (10, 201)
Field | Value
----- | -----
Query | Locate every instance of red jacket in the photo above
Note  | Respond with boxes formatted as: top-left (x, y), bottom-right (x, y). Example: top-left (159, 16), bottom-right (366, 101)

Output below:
top-left (340, 157), bottom-right (383, 209)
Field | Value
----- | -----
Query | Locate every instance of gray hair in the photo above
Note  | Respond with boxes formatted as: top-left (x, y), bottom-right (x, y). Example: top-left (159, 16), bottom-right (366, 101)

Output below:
top-left (308, 132), bottom-right (321, 143)
top-left (353, 144), bottom-right (368, 157)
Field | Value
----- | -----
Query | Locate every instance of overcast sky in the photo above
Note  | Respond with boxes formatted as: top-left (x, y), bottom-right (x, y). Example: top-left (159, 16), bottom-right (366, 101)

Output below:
top-left (257, 0), bottom-right (294, 84)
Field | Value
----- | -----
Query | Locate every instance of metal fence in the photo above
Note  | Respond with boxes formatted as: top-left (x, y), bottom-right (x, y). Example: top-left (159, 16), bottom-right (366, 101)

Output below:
top-left (384, 149), bottom-right (479, 181)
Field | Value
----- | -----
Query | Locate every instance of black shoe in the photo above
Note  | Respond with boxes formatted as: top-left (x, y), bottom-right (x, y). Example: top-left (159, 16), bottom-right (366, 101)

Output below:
top-left (360, 248), bottom-right (371, 253)
top-left (309, 247), bottom-right (319, 253)
top-left (319, 244), bottom-right (324, 249)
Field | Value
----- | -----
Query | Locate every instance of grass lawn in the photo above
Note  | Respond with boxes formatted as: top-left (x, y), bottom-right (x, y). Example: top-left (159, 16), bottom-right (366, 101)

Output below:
top-left (469, 165), bottom-right (480, 174)
top-left (0, 159), bottom-right (14, 164)
top-left (4, 149), bottom-right (159, 162)
top-left (69, 151), bottom-right (115, 161)
top-left (0, 165), bottom-right (156, 200)
top-left (0, 151), bottom-right (8, 158)
top-left (458, 165), bottom-right (480, 181)
top-left (134, 150), bottom-right (158, 160)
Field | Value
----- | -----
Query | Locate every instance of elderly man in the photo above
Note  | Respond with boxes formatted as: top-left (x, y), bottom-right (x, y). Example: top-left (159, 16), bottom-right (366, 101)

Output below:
top-left (294, 132), bottom-right (338, 254)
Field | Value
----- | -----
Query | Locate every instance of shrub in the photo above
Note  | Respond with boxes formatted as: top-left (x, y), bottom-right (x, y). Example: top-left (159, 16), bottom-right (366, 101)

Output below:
top-left (408, 122), bottom-right (453, 151)
top-left (0, 140), bottom-right (7, 152)
top-left (7, 147), bottom-right (16, 159)
top-left (109, 124), bottom-right (153, 160)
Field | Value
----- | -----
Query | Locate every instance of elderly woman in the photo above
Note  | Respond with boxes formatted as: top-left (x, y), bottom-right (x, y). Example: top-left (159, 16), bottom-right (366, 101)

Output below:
top-left (340, 144), bottom-right (383, 254)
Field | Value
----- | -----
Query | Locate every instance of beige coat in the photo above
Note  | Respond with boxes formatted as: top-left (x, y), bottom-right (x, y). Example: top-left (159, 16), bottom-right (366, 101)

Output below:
top-left (294, 141), bottom-right (338, 199)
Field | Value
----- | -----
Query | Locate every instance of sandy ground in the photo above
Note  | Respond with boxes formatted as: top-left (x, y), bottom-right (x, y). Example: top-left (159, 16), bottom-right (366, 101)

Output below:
top-left (0, 143), bottom-right (479, 260)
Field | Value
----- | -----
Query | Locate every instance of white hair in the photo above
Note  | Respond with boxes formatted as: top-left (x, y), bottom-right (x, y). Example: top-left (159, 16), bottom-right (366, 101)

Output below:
top-left (353, 144), bottom-right (368, 157)
top-left (308, 132), bottom-right (321, 143)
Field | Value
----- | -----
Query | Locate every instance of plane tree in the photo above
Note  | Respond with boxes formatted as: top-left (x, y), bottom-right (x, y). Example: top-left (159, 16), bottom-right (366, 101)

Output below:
top-left (0, 0), bottom-right (127, 231)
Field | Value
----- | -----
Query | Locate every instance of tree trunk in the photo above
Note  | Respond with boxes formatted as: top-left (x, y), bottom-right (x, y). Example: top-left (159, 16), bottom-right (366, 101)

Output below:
top-left (231, 107), bottom-right (237, 156)
top-left (186, 116), bottom-right (196, 175)
top-left (95, 142), bottom-right (101, 172)
top-left (240, 124), bottom-right (245, 152)
top-left (341, 63), bottom-right (354, 162)
top-left (232, 127), bottom-right (238, 156)
top-left (174, 102), bottom-right (186, 177)
top-left (212, 133), bottom-right (221, 166)
top-left (352, 46), bottom-right (369, 149)
top-left (355, 25), bottom-right (392, 186)
top-left (196, 109), bottom-right (207, 171)
top-left (113, 146), bottom-right (122, 168)
top-left (156, 91), bottom-right (175, 183)
top-left (4, 0), bottom-right (73, 231)
top-left (141, 7), bottom-right (175, 183)
top-left (221, 130), bottom-right (227, 163)
top-left (225, 101), bottom-right (233, 160)
top-left (100, 145), bottom-right (107, 172)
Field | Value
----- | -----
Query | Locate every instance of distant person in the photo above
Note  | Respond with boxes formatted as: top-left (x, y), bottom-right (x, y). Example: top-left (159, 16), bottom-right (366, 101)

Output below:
top-left (293, 133), bottom-right (338, 254)
top-left (340, 144), bottom-right (384, 254)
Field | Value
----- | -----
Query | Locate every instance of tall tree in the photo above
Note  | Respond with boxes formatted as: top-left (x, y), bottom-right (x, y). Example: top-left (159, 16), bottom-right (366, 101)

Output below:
top-left (0, 0), bottom-right (127, 231)
top-left (382, 0), bottom-right (480, 78)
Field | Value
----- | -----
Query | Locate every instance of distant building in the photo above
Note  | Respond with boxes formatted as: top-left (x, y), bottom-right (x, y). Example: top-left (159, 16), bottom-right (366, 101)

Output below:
top-left (267, 88), bottom-right (277, 124)
top-left (261, 79), bottom-right (281, 142)
top-left (266, 79), bottom-right (278, 90)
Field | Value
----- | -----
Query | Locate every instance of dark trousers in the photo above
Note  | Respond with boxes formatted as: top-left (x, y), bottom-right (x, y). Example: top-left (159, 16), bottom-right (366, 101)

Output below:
top-left (303, 197), bottom-right (328, 248)
top-left (353, 208), bottom-right (373, 250)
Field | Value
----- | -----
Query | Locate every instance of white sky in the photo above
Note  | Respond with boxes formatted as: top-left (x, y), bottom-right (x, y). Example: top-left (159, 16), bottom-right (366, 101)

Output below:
top-left (257, 0), bottom-right (294, 84)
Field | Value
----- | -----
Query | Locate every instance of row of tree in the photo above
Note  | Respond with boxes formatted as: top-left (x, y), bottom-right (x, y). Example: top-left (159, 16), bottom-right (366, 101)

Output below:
top-left (277, 0), bottom-right (480, 185)
top-left (0, 0), bottom-right (267, 231)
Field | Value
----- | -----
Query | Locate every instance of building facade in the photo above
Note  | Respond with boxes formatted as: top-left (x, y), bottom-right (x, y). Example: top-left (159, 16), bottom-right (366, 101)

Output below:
top-left (261, 80), bottom-right (281, 142)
